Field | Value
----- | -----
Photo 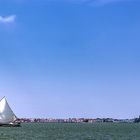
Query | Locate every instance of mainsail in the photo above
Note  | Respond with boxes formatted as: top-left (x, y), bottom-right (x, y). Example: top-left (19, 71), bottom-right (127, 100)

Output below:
top-left (0, 97), bottom-right (17, 124)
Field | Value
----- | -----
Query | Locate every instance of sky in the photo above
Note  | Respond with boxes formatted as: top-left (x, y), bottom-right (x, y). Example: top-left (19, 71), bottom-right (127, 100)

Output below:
top-left (0, 0), bottom-right (140, 119)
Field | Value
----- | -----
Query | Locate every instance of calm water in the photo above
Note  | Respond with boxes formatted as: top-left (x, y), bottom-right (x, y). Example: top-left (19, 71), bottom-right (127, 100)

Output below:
top-left (0, 123), bottom-right (140, 140)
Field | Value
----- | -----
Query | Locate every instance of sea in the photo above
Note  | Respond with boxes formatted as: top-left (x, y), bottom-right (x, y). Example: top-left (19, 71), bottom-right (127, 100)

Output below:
top-left (0, 122), bottom-right (140, 140)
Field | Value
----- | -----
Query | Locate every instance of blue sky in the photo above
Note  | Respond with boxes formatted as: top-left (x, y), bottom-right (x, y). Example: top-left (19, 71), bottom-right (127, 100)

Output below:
top-left (0, 0), bottom-right (140, 119)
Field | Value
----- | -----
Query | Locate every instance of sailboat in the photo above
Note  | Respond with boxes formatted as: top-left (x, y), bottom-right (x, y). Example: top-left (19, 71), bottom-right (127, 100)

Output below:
top-left (0, 97), bottom-right (20, 127)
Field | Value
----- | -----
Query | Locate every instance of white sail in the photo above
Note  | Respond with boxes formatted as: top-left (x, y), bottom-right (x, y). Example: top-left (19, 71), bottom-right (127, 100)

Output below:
top-left (0, 97), bottom-right (17, 124)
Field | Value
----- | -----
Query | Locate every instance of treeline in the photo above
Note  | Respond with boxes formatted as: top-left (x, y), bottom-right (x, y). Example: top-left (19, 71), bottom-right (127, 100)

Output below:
top-left (134, 116), bottom-right (140, 123)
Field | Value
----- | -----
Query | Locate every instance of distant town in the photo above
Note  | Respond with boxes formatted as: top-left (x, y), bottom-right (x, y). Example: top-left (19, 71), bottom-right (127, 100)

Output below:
top-left (16, 117), bottom-right (140, 123)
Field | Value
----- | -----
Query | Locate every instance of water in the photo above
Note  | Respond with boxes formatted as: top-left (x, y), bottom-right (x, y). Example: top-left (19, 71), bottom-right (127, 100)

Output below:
top-left (0, 123), bottom-right (140, 140)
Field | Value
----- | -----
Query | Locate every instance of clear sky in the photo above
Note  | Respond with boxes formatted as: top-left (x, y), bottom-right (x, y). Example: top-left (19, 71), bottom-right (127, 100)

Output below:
top-left (0, 0), bottom-right (140, 119)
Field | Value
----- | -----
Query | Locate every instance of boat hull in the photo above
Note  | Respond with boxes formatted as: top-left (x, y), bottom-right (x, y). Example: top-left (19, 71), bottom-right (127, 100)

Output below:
top-left (0, 123), bottom-right (21, 127)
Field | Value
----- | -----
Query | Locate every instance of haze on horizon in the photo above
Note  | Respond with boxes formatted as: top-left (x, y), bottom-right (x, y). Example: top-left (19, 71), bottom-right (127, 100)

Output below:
top-left (0, 0), bottom-right (140, 119)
